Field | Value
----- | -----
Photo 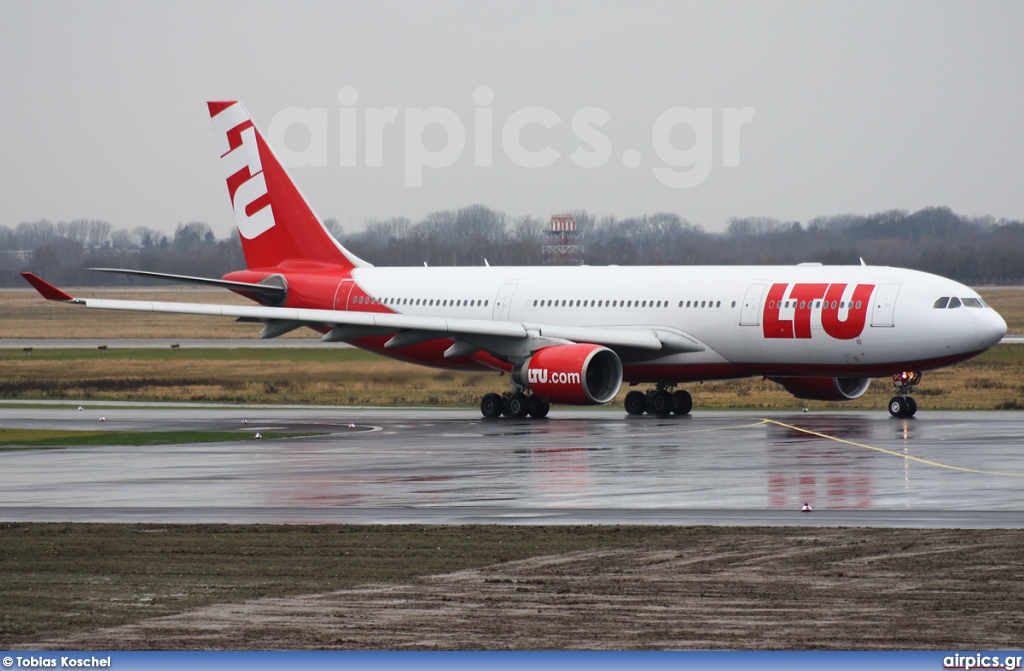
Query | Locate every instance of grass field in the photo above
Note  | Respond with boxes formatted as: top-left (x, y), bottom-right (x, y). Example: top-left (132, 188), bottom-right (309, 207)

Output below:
top-left (0, 427), bottom-right (318, 449)
top-left (0, 345), bottom-right (1022, 410)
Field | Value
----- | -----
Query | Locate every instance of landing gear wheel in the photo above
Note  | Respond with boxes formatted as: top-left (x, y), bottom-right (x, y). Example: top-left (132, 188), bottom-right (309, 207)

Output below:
top-left (888, 396), bottom-right (908, 418)
top-left (527, 396), bottom-right (550, 419)
top-left (506, 392), bottom-right (530, 418)
top-left (624, 390), bottom-right (647, 415)
top-left (480, 393), bottom-right (503, 418)
top-left (649, 389), bottom-right (673, 416)
top-left (671, 390), bottom-right (693, 415)
top-left (906, 397), bottom-right (917, 417)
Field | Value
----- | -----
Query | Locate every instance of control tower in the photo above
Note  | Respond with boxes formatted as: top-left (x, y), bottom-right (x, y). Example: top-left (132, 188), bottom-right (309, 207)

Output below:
top-left (542, 214), bottom-right (584, 265)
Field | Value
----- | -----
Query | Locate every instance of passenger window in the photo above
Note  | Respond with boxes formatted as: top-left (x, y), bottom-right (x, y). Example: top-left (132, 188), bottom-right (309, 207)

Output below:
top-left (962, 298), bottom-right (983, 308)
top-left (948, 297), bottom-right (962, 309)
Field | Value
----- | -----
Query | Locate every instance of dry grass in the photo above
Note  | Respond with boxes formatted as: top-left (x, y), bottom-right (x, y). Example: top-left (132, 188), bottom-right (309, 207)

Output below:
top-left (0, 346), bottom-right (1021, 410)
top-left (978, 287), bottom-right (1024, 334)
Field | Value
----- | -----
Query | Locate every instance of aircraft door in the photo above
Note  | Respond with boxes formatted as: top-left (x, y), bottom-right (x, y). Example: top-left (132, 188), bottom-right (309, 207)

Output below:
top-left (740, 284), bottom-right (767, 326)
top-left (334, 279), bottom-right (355, 310)
top-left (870, 284), bottom-right (900, 327)
top-left (492, 282), bottom-right (518, 321)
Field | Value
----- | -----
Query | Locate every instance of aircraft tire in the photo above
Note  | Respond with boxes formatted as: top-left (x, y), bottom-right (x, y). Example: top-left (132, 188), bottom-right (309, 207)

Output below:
top-left (649, 390), bottom-right (673, 415)
top-left (624, 390), bottom-right (647, 415)
top-left (507, 392), bottom-right (530, 418)
top-left (481, 393), bottom-right (504, 418)
top-left (888, 396), bottom-right (908, 418)
top-left (906, 397), bottom-right (917, 417)
top-left (671, 390), bottom-right (693, 415)
top-left (527, 396), bottom-right (550, 419)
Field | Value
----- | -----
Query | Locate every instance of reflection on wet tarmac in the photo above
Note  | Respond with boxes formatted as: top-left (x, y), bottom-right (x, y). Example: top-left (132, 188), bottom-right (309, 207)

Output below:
top-left (1, 406), bottom-right (1022, 526)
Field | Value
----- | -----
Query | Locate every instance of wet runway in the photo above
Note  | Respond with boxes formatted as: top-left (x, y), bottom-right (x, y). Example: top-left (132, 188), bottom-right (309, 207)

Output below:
top-left (1, 405), bottom-right (1023, 528)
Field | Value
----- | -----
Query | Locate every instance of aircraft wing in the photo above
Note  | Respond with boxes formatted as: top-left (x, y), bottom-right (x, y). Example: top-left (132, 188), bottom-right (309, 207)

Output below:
top-left (21, 273), bottom-right (702, 355)
top-left (86, 268), bottom-right (287, 301)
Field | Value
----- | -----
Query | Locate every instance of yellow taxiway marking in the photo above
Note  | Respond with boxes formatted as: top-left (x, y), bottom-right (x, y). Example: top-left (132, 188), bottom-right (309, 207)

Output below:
top-left (762, 418), bottom-right (1024, 478)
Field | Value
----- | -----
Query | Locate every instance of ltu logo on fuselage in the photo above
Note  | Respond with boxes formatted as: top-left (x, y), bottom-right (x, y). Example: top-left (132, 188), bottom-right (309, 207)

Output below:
top-left (528, 369), bottom-right (581, 385)
top-left (763, 283), bottom-right (875, 340)
top-left (211, 104), bottom-right (277, 240)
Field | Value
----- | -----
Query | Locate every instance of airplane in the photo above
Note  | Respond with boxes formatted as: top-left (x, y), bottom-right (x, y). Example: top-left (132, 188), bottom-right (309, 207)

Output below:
top-left (21, 101), bottom-right (1007, 419)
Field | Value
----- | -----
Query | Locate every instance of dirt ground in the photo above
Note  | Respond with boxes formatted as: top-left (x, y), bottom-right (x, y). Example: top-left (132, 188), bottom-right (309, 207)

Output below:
top-left (19, 527), bottom-right (1024, 650)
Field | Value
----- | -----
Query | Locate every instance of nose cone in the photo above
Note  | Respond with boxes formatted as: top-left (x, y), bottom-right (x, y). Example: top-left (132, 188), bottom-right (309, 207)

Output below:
top-left (977, 307), bottom-right (1008, 349)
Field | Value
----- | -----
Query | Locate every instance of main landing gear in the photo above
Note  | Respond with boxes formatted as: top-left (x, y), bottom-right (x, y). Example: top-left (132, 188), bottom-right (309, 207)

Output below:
top-left (624, 385), bottom-right (692, 417)
top-left (888, 371), bottom-right (921, 418)
top-left (480, 390), bottom-right (550, 419)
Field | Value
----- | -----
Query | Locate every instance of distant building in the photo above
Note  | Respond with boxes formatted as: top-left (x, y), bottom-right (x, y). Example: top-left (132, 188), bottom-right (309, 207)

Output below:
top-left (542, 215), bottom-right (584, 265)
top-left (2, 250), bottom-right (33, 261)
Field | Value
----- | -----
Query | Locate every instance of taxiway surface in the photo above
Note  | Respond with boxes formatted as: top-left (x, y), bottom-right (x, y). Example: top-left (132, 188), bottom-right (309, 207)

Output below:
top-left (1, 405), bottom-right (1023, 527)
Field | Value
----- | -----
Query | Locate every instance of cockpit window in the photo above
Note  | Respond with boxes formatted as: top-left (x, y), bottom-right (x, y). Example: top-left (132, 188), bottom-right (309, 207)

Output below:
top-left (933, 297), bottom-right (950, 309)
top-left (962, 298), bottom-right (984, 308)
top-left (948, 297), bottom-right (962, 309)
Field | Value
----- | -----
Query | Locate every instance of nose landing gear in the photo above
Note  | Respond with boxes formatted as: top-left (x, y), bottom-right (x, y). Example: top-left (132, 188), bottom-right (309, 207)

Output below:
top-left (888, 371), bottom-right (921, 418)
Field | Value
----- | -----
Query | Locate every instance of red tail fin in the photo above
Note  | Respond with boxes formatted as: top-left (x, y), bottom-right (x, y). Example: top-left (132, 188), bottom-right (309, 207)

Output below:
top-left (208, 101), bottom-right (369, 271)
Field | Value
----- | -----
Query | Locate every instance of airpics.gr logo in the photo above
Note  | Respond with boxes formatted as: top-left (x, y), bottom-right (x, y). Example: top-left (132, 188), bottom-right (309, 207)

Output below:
top-left (528, 369), bottom-right (581, 385)
top-left (211, 103), bottom-right (277, 240)
top-left (763, 283), bottom-right (875, 340)
top-left (268, 86), bottom-right (755, 188)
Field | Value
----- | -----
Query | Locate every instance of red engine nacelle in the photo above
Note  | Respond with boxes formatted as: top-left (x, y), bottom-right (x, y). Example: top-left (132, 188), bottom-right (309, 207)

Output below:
top-left (513, 344), bottom-right (623, 405)
top-left (770, 376), bottom-right (872, 401)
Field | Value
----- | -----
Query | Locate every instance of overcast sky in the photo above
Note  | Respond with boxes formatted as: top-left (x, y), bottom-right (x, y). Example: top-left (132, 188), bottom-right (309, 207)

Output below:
top-left (1, 1), bottom-right (1021, 238)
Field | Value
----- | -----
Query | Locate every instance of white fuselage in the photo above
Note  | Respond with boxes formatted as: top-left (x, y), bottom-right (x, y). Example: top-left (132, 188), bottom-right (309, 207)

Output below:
top-left (349, 263), bottom-right (1006, 381)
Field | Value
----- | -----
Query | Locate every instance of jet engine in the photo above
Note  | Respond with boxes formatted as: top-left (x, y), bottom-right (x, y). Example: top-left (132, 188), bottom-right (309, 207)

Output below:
top-left (770, 376), bottom-right (871, 401)
top-left (513, 344), bottom-right (623, 405)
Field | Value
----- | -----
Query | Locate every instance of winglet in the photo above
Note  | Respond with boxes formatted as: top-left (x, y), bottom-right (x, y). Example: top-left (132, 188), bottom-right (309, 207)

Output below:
top-left (21, 272), bottom-right (76, 301)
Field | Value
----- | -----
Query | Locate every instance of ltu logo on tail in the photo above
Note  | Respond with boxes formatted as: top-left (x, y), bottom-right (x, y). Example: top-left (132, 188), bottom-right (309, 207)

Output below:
top-left (528, 369), bottom-right (581, 385)
top-left (211, 103), bottom-right (277, 240)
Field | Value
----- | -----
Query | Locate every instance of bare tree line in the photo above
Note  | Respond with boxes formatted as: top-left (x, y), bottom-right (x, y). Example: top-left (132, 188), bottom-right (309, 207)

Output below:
top-left (2, 205), bottom-right (1023, 287)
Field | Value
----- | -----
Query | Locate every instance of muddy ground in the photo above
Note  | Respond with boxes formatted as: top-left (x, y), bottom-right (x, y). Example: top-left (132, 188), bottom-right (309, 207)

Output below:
top-left (6, 525), bottom-right (1024, 650)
